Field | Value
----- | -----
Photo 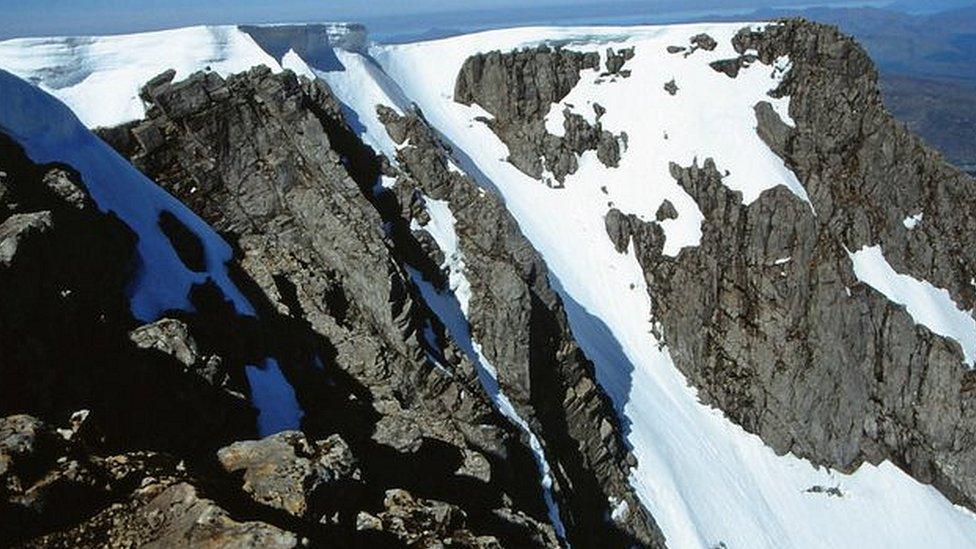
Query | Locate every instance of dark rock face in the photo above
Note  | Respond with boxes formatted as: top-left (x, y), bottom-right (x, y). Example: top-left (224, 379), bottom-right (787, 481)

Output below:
top-left (607, 20), bottom-right (976, 511)
top-left (96, 67), bottom-right (558, 546)
top-left (455, 45), bottom-right (623, 184)
top-left (0, 132), bottom-right (256, 460)
top-left (376, 106), bottom-right (664, 548)
top-left (655, 199), bottom-right (678, 222)
top-left (709, 54), bottom-right (759, 78)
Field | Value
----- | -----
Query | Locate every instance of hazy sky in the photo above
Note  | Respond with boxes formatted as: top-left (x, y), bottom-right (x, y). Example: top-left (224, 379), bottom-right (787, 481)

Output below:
top-left (0, 0), bottom-right (583, 37)
top-left (0, 0), bottom-right (962, 39)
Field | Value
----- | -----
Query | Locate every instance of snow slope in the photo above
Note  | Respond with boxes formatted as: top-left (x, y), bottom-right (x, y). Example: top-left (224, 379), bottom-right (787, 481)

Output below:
top-left (0, 26), bottom-right (281, 128)
top-left (0, 69), bottom-right (302, 436)
top-left (366, 23), bottom-right (976, 548)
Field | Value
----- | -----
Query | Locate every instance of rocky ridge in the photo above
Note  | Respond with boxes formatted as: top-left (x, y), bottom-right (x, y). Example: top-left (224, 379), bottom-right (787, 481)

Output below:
top-left (2, 66), bottom-right (564, 546)
top-left (96, 65), bottom-right (576, 546)
top-left (376, 104), bottom-right (664, 547)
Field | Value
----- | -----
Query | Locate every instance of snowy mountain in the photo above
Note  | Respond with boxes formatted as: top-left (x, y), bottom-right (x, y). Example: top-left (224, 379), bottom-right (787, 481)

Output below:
top-left (2, 19), bottom-right (976, 549)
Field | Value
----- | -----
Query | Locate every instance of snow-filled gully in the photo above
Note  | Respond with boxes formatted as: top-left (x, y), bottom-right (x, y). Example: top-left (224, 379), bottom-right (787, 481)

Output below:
top-left (304, 47), bottom-right (571, 539)
top-left (405, 197), bottom-right (568, 541)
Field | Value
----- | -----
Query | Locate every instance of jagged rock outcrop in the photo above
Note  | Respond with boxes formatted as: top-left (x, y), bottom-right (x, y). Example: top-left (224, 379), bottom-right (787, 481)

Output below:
top-left (603, 47), bottom-right (635, 77)
top-left (454, 46), bottom-right (623, 184)
top-left (376, 105), bottom-right (664, 548)
top-left (217, 431), bottom-right (359, 519)
top-left (97, 66), bottom-right (559, 546)
top-left (607, 20), bottom-right (976, 512)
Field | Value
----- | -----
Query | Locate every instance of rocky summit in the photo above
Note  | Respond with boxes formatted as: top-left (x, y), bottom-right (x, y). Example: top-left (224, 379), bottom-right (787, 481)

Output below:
top-left (1, 14), bottom-right (976, 549)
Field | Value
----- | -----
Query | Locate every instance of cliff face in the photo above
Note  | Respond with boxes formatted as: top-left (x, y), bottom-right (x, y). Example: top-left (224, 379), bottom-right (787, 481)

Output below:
top-left (601, 20), bottom-right (976, 509)
top-left (454, 46), bottom-right (624, 185)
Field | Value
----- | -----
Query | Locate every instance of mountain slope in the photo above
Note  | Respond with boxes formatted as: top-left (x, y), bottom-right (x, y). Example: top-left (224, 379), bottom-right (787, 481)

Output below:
top-left (2, 18), bottom-right (976, 549)
top-left (366, 21), bottom-right (976, 548)
top-left (0, 61), bottom-right (562, 549)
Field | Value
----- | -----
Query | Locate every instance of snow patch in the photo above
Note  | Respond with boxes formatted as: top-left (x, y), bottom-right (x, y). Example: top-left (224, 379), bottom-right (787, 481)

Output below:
top-left (849, 244), bottom-right (976, 366)
top-left (281, 48), bottom-right (316, 79)
top-left (314, 49), bottom-right (410, 161)
top-left (903, 212), bottom-right (923, 229)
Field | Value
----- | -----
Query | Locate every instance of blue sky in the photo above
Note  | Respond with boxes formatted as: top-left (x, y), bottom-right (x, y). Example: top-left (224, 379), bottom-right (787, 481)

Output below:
top-left (0, 0), bottom-right (963, 39)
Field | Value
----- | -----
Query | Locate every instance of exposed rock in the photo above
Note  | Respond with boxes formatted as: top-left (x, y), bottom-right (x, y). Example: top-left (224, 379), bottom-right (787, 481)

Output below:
top-left (357, 488), bottom-right (506, 548)
top-left (27, 481), bottom-right (300, 549)
top-left (664, 79), bottom-right (679, 96)
top-left (1, 413), bottom-right (188, 545)
top-left (0, 211), bottom-right (52, 266)
top-left (710, 53), bottom-right (759, 78)
top-left (666, 45), bottom-right (686, 54)
top-left (455, 46), bottom-right (624, 182)
top-left (129, 318), bottom-right (201, 368)
top-left (604, 47), bottom-right (635, 76)
top-left (217, 431), bottom-right (359, 519)
top-left (131, 482), bottom-right (298, 548)
top-left (805, 485), bottom-right (844, 497)
top-left (691, 33), bottom-right (718, 51)
top-left (377, 105), bottom-right (664, 548)
top-left (655, 199), bottom-right (678, 222)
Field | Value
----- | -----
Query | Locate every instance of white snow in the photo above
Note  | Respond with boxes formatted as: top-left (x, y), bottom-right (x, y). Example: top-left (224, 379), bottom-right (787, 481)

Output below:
top-left (367, 23), bottom-right (976, 548)
top-left (314, 49), bottom-right (410, 161)
top-left (0, 69), bottom-right (302, 436)
top-left (0, 26), bottom-right (282, 128)
top-left (281, 48), bottom-right (317, 79)
top-left (849, 245), bottom-right (976, 366)
top-left (609, 496), bottom-right (631, 522)
top-left (406, 196), bottom-right (567, 540)
top-left (903, 212), bottom-right (923, 229)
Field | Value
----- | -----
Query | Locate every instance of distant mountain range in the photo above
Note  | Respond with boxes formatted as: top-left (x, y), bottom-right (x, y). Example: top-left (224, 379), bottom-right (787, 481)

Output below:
top-left (746, 4), bottom-right (976, 173)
